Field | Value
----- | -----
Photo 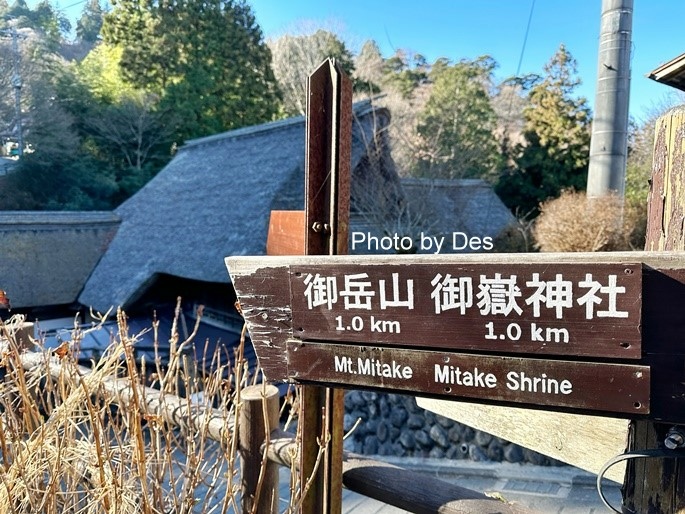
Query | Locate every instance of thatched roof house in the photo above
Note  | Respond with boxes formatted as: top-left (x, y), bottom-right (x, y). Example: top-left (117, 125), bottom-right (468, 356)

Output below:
top-left (4, 101), bottom-right (514, 319)
top-left (0, 212), bottom-right (120, 309)
top-left (401, 178), bottom-right (516, 252)
top-left (79, 101), bottom-right (399, 314)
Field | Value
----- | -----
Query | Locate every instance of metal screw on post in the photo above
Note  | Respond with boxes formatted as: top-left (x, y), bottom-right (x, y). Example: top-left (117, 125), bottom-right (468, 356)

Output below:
top-left (664, 427), bottom-right (685, 450)
top-left (311, 222), bottom-right (331, 234)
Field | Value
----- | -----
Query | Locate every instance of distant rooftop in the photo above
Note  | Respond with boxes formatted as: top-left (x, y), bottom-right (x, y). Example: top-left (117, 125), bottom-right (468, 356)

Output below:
top-left (647, 52), bottom-right (685, 92)
top-left (0, 211), bottom-right (121, 308)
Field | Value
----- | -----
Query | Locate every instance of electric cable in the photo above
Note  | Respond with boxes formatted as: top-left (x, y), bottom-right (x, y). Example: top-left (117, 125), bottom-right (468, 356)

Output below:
top-left (596, 448), bottom-right (683, 513)
top-left (515, 0), bottom-right (536, 78)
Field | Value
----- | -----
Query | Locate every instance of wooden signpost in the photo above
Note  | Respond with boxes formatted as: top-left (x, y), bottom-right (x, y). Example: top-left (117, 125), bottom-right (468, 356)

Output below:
top-left (228, 252), bottom-right (685, 423)
top-left (268, 58), bottom-right (352, 514)
top-left (229, 61), bottom-right (685, 512)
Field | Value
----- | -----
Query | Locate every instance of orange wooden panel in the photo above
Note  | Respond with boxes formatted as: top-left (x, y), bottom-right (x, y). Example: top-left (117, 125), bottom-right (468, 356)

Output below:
top-left (266, 210), bottom-right (305, 256)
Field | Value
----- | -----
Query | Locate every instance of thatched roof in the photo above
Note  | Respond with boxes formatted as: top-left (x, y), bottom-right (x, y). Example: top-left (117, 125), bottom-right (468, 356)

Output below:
top-left (79, 101), bottom-right (396, 313)
top-left (0, 212), bottom-right (120, 308)
top-left (401, 178), bottom-right (515, 252)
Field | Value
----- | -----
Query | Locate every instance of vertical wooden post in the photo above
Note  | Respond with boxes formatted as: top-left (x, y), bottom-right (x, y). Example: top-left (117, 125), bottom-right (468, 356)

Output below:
top-left (299, 58), bottom-right (352, 514)
top-left (239, 384), bottom-right (281, 514)
top-left (623, 106), bottom-right (685, 513)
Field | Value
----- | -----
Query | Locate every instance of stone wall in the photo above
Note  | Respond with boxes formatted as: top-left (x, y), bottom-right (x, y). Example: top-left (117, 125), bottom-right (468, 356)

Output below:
top-left (343, 391), bottom-right (561, 465)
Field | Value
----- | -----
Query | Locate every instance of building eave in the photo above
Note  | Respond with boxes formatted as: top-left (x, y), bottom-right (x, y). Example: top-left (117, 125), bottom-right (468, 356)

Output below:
top-left (647, 52), bottom-right (685, 92)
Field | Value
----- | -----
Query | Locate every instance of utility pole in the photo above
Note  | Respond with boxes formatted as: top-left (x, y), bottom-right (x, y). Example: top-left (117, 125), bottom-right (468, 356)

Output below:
top-left (1, 22), bottom-right (24, 158)
top-left (9, 25), bottom-right (23, 157)
top-left (586, 0), bottom-right (633, 198)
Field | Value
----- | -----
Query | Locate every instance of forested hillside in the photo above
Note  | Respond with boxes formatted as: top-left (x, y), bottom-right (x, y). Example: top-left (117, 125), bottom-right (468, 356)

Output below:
top-left (0, 0), bottom-right (655, 224)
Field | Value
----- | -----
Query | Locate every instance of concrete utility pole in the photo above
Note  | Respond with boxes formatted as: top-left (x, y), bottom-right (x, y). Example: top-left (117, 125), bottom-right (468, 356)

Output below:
top-left (586, 0), bottom-right (633, 198)
top-left (9, 25), bottom-right (23, 157)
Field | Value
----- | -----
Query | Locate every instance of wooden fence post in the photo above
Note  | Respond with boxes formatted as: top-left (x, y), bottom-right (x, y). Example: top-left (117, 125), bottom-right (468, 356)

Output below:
top-left (623, 106), bottom-right (685, 512)
top-left (239, 384), bottom-right (280, 514)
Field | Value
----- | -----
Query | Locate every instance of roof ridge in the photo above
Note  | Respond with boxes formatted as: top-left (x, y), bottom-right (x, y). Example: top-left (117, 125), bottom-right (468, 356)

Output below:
top-left (180, 99), bottom-right (376, 151)
top-left (0, 211), bottom-right (120, 225)
top-left (401, 178), bottom-right (489, 187)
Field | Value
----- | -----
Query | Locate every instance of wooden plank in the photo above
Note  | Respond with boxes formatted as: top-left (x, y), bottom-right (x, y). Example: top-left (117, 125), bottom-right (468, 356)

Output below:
top-left (266, 211), bottom-right (305, 256)
top-left (286, 341), bottom-right (650, 416)
top-left (231, 263), bottom-right (291, 373)
top-left (289, 262), bottom-right (642, 359)
top-left (227, 252), bottom-right (685, 365)
top-left (624, 105), bottom-right (685, 514)
top-left (305, 59), bottom-right (351, 257)
top-left (267, 429), bottom-right (535, 514)
top-left (226, 251), bottom-right (685, 422)
top-left (415, 398), bottom-right (629, 483)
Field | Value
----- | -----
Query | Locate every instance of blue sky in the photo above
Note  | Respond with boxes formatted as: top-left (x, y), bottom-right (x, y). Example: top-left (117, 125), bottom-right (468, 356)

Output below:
top-left (46, 0), bottom-right (685, 123)
top-left (248, 0), bottom-right (685, 123)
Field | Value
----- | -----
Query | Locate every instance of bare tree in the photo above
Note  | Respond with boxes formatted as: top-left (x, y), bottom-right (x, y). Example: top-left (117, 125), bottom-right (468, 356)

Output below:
top-left (268, 29), bottom-right (355, 116)
top-left (86, 93), bottom-right (173, 171)
top-left (350, 106), bottom-right (438, 251)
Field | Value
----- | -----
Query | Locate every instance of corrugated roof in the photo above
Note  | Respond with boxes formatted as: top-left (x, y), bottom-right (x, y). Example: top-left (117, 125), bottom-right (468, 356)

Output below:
top-left (79, 102), bottom-right (395, 313)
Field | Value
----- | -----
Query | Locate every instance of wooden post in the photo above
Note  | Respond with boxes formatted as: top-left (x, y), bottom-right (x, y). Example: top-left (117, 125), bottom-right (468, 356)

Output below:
top-left (239, 384), bottom-right (280, 514)
top-left (299, 58), bottom-right (352, 514)
top-left (623, 106), bottom-right (685, 512)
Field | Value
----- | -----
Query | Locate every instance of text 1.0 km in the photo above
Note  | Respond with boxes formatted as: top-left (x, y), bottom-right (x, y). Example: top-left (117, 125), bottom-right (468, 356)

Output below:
top-left (335, 315), bottom-right (401, 334)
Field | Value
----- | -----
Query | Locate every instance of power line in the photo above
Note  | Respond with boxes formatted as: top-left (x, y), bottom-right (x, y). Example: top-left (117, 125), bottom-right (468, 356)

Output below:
top-left (60, 0), bottom-right (88, 10)
top-left (515, 0), bottom-right (536, 77)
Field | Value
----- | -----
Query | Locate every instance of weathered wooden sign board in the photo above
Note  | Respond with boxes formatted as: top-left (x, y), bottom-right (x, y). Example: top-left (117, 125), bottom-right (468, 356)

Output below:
top-left (290, 263), bottom-right (642, 359)
top-left (287, 342), bottom-right (649, 415)
top-left (226, 252), bottom-right (685, 422)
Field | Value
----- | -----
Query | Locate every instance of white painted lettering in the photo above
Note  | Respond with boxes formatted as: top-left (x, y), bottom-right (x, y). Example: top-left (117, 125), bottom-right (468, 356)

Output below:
top-left (506, 371), bottom-right (573, 395)
top-left (434, 365), bottom-right (497, 388)
top-left (334, 355), bottom-right (349, 373)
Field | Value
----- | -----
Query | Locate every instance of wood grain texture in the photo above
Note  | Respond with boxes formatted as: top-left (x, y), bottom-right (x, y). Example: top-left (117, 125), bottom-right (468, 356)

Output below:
top-left (226, 251), bottom-right (685, 421)
top-left (300, 59), bottom-right (350, 514)
top-left (229, 263), bottom-right (292, 375)
top-left (624, 106), bottom-right (685, 514)
top-left (289, 262), bottom-right (643, 359)
top-left (239, 384), bottom-right (280, 514)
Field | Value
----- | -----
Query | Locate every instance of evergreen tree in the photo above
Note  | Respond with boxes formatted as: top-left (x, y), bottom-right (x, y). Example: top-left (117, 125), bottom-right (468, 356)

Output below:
top-left (496, 45), bottom-right (591, 215)
top-left (382, 49), bottom-right (429, 98)
top-left (103, 0), bottom-right (279, 142)
top-left (76, 0), bottom-right (105, 44)
top-left (2, 0), bottom-right (69, 50)
top-left (413, 56), bottom-right (501, 181)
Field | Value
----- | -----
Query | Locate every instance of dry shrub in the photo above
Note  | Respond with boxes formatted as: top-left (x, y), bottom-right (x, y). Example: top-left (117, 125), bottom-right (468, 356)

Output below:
top-left (534, 190), bottom-right (641, 252)
top-left (0, 304), bottom-right (303, 514)
top-left (492, 221), bottom-right (533, 253)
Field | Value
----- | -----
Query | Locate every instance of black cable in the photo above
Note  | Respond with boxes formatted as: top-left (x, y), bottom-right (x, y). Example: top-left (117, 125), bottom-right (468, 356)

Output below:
top-left (596, 449), bottom-right (683, 513)
top-left (515, 0), bottom-right (536, 78)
